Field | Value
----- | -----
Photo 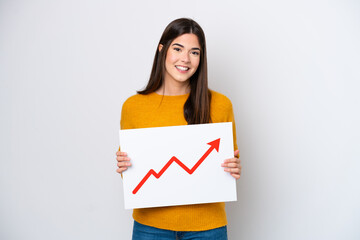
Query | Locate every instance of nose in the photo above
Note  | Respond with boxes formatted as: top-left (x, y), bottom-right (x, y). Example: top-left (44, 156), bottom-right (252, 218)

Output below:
top-left (181, 52), bottom-right (190, 63)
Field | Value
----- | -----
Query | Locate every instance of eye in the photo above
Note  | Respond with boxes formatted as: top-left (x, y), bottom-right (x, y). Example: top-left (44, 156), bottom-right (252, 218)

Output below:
top-left (191, 51), bottom-right (200, 56)
top-left (173, 47), bottom-right (181, 52)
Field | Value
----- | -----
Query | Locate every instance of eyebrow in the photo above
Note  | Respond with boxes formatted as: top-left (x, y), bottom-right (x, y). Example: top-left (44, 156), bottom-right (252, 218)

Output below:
top-left (172, 43), bottom-right (201, 51)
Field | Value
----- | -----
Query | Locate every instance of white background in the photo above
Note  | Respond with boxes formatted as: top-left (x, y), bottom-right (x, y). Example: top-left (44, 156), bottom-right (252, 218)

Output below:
top-left (1, 0), bottom-right (359, 239)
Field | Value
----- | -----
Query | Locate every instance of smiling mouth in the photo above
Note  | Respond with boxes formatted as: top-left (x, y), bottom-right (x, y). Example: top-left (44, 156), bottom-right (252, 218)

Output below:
top-left (175, 66), bottom-right (189, 71)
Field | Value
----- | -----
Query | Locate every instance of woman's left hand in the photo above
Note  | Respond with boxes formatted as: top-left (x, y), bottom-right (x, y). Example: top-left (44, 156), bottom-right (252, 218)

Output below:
top-left (221, 150), bottom-right (241, 179)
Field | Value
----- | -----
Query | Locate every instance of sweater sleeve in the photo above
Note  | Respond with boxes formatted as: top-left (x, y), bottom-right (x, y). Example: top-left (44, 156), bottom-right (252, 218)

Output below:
top-left (227, 101), bottom-right (239, 157)
top-left (120, 101), bottom-right (127, 130)
top-left (219, 97), bottom-right (238, 155)
top-left (210, 91), bottom-right (239, 157)
top-left (119, 98), bottom-right (132, 178)
top-left (120, 97), bottom-right (133, 130)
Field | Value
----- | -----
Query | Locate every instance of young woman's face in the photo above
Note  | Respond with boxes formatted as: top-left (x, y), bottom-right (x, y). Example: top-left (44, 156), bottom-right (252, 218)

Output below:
top-left (161, 33), bottom-right (201, 87)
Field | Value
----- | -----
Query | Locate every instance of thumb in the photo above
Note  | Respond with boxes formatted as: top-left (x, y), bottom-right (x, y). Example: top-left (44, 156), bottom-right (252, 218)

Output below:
top-left (234, 149), bottom-right (240, 158)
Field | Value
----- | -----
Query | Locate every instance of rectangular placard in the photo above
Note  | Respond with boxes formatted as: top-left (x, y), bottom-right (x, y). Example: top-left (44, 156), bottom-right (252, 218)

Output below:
top-left (119, 122), bottom-right (237, 209)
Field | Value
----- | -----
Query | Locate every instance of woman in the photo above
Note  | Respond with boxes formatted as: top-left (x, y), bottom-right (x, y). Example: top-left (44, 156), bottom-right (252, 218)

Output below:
top-left (116, 18), bottom-right (241, 240)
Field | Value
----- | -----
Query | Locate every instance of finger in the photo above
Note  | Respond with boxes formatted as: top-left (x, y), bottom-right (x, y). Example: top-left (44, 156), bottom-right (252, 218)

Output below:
top-left (221, 162), bottom-right (239, 168)
top-left (234, 149), bottom-right (239, 157)
top-left (230, 173), bottom-right (241, 179)
top-left (116, 156), bottom-right (131, 162)
top-left (224, 167), bottom-right (240, 173)
top-left (223, 158), bottom-right (240, 164)
top-left (116, 167), bottom-right (128, 173)
top-left (116, 151), bottom-right (127, 156)
top-left (117, 161), bottom-right (131, 168)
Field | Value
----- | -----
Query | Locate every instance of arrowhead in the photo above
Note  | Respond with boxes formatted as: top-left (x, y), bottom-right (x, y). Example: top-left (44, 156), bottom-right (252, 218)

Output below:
top-left (207, 138), bottom-right (220, 152)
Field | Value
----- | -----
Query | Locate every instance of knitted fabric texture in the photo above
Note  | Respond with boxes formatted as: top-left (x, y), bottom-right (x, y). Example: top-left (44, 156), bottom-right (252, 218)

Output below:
top-left (120, 90), bottom-right (238, 231)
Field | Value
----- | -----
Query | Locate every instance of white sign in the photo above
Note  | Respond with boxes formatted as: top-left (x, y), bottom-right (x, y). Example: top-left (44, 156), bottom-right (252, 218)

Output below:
top-left (119, 122), bottom-right (237, 209)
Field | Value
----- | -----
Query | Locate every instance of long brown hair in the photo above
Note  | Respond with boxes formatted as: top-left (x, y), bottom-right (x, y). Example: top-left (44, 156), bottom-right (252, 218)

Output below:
top-left (137, 18), bottom-right (211, 124)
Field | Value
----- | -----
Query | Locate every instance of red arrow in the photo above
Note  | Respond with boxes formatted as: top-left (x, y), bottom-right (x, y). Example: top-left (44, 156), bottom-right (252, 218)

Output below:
top-left (132, 138), bottom-right (221, 194)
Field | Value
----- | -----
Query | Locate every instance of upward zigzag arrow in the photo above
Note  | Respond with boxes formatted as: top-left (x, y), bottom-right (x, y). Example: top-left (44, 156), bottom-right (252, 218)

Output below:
top-left (132, 138), bottom-right (221, 194)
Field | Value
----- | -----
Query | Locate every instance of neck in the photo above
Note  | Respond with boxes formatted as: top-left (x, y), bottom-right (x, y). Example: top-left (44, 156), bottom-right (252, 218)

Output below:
top-left (156, 82), bottom-right (190, 96)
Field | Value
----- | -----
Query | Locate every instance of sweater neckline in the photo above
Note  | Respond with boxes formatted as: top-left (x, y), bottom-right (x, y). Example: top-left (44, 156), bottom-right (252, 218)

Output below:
top-left (152, 92), bottom-right (190, 100)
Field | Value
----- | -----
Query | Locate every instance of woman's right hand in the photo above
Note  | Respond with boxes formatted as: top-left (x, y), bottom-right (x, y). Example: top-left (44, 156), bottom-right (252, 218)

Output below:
top-left (116, 151), bottom-right (131, 174)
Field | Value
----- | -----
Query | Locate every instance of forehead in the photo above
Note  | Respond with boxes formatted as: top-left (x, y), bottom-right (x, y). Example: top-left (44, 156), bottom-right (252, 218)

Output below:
top-left (171, 33), bottom-right (200, 48)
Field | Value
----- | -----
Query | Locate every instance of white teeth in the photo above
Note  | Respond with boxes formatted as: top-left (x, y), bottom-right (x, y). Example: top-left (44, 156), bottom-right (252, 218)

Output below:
top-left (176, 66), bottom-right (189, 71)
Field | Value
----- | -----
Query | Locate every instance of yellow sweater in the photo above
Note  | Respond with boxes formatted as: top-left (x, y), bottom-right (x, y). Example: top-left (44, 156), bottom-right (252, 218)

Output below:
top-left (120, 90), bottom-right (238, 231)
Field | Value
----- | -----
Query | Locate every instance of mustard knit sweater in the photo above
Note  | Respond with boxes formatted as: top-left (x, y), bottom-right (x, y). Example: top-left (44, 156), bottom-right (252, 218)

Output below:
top-left (120, 90), bottom-right (238, 231)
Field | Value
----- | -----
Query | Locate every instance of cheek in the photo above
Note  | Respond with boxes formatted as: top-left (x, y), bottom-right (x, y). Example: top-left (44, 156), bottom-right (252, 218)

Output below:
top-left (165, 51), bottom-right (177, 65)
top-left (192, 58), bottom-right (200, 70)
top-left (165, 58), bottom-right (174, 73)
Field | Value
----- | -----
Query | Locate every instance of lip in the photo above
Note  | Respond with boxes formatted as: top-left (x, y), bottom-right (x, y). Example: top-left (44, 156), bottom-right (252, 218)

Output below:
top-left (175, 65), bottom-right (190, 73)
